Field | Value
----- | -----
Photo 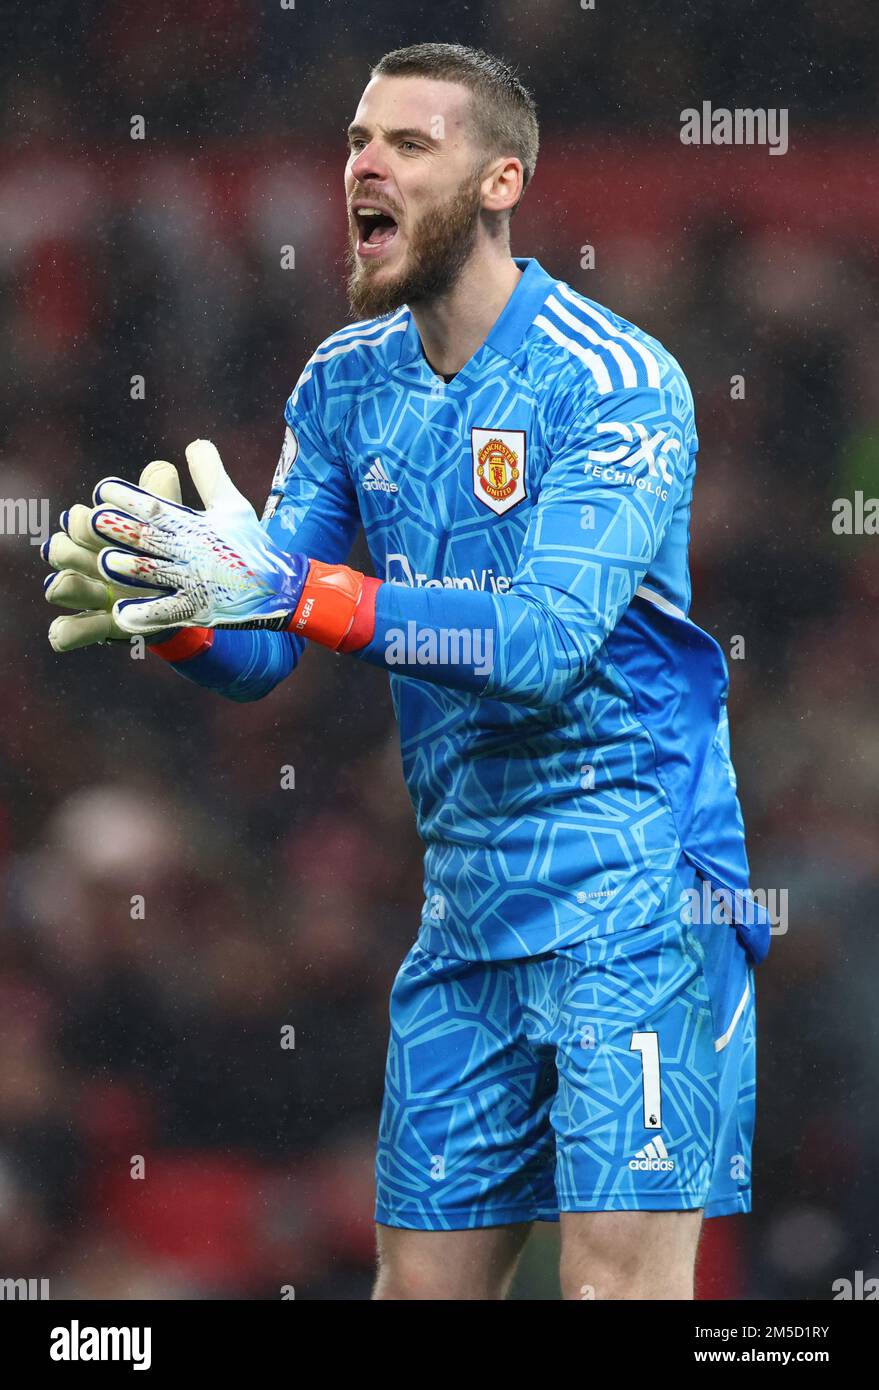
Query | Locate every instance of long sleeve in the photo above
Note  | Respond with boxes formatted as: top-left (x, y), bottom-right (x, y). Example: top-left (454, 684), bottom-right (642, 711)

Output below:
top-left (350, 385), bottom-right (691, 705)
top-left (150, 624), bottom-right (301, 703)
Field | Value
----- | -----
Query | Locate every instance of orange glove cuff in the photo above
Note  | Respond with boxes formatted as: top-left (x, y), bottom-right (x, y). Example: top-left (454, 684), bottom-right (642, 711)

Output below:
top-left (148, 627), bottom-right (214, 662)
top-left (287, 560), bottom-right (378, 652)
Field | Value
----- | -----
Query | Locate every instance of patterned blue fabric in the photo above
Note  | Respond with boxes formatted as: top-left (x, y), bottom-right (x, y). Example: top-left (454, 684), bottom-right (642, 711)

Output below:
top-left (167, 257), bottom-right (770, 963)
top-left (375, 855), bottom-right (755, 1227)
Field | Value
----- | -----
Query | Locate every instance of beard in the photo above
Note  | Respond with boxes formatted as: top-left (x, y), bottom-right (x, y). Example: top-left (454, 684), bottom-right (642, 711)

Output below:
top-left (345, 171), bottom-right (484, 320)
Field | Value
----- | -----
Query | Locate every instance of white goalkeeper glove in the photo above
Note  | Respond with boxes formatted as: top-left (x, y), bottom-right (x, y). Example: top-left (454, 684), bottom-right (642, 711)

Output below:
top-left (91, 439), bottom-right (310, 636)
top-left (43, 460), bottom-right (182, 652)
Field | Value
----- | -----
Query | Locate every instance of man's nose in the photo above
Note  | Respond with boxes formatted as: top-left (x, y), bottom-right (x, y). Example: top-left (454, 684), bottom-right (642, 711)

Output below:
top-left (350, 141), bottom-right (390, 184)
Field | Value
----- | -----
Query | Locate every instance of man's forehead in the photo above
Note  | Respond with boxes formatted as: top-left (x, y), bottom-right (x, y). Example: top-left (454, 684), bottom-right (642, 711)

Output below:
top-left (352, 74), bottom-right (471, 132)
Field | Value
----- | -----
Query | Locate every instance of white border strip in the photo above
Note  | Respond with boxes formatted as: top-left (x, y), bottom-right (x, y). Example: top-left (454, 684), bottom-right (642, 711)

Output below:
top-left (714, 977), bottom-right (751, 1053)
top-left (635, 583), bottom-right (687, 621)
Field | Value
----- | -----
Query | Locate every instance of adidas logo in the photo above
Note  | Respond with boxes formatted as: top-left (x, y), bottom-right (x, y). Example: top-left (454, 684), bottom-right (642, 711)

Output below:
top-left (629, 1136), bottom-right (675, 1172)
top-left (363, 458), bottom-right (398, 493)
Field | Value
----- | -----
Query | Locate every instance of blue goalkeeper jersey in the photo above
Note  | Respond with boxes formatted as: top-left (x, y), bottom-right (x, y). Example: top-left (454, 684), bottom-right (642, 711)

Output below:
top-left (172, 256), bottom-right (771, 964)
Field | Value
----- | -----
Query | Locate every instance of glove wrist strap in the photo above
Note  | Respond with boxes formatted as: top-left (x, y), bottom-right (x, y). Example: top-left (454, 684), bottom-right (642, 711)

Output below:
top-left (149, 628), bottom-right (214, 662)
top-left (287, 561), bottom-right (379, 652)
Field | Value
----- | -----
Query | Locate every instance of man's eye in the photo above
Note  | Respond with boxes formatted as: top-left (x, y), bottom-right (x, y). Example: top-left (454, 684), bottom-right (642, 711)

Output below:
top-left (400, 141), bottom-right (420, 153)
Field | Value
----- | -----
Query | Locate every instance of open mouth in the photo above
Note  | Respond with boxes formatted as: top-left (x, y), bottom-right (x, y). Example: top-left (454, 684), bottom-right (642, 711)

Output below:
top-left (354, 206), bottom-right (399, 257)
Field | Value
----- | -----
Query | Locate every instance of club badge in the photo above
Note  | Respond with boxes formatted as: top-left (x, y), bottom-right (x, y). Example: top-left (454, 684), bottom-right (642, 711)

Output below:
top-left (471, 428), bottom-right (527, 516)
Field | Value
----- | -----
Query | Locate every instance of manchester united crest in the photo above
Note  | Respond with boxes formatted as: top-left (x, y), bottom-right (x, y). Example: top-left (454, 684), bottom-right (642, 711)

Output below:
top-left (471, 428), bottom-right (527, 516)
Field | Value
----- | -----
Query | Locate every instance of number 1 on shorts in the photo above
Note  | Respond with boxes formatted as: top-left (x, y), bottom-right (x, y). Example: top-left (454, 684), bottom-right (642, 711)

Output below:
top-left (630, 1030), bottom-right (662, 1129)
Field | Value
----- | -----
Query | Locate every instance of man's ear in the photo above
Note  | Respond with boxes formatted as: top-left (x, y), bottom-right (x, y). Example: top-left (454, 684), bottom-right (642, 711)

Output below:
top-left (480, 156), bottom-right (524, 218)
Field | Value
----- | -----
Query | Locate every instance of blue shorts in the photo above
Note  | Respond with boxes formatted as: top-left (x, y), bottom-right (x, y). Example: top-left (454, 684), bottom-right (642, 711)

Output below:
top-left (375, 858), bottom-right (755, 1229)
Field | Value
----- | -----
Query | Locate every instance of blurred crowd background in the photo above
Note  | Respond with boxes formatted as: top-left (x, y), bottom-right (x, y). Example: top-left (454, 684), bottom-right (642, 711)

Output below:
top-left (1, 0), bottom-right (878, 1299)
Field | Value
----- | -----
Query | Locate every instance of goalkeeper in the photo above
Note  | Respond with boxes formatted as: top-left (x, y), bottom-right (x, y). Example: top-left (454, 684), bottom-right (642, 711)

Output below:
top-left (42, 42), bottom-right (771, 1302)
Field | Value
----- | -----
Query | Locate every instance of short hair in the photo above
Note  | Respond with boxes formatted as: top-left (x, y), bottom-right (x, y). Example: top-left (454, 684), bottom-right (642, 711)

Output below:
top-left (370, 42), bottom-right (539, 216)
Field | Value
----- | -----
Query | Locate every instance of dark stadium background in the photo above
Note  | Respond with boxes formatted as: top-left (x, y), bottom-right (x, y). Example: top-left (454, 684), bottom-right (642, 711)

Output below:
top-left (1, 0), bottom-right (877, 1299)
